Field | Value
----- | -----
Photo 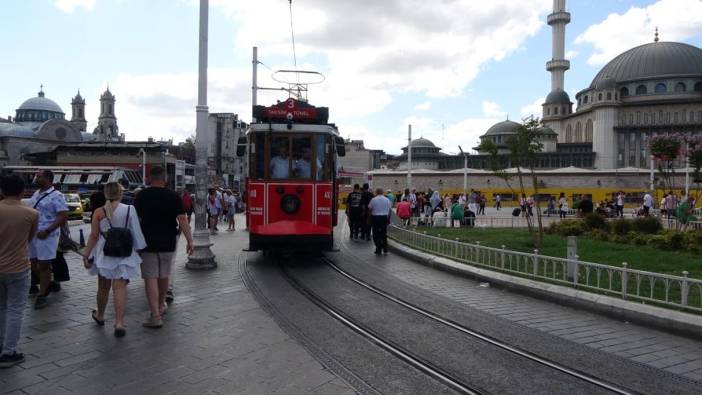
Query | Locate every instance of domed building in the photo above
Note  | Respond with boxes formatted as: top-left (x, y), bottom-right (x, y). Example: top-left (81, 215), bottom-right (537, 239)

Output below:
top-left (542, 2), bottom-right (702, 169)
top-left (0, 86), bottom-right (122, 167)
top-left (397, 137), bottom-right (443, 170)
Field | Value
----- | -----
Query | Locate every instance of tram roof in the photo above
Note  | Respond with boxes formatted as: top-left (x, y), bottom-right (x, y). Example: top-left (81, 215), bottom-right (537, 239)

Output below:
top-left (248, 123), bottom-right (339, 135)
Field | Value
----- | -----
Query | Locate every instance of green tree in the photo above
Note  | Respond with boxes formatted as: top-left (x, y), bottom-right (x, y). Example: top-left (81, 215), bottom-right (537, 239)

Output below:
top-left (477, 117), bottom-right (546, 248)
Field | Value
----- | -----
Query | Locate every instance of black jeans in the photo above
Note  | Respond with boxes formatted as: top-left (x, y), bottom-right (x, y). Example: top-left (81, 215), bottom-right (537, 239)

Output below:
top-left (349, 213), bottom-right (362, 238)
top-left (371, 216), bottom-right (388, 251)
top-left (616, 205), bottom-right (624, 217)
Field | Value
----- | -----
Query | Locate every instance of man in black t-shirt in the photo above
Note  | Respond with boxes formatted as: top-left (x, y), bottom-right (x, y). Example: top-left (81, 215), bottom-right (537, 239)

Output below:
top-left (360, 183), bottom-right (374, 241)
top-left (578, 196), bottom-right (594, 216)
top-left (134, 166), bottom-right (193, 329)
top-left (345, 184), bottom-right (363, 239)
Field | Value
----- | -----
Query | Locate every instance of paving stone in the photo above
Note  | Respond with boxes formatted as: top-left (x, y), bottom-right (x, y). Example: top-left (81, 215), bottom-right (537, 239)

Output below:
top-left (0, 218), bottom-right (355, 394)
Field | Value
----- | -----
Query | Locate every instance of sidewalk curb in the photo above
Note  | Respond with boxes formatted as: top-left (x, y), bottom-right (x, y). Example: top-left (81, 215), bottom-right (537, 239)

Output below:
top-left (389, 239), bottom-right (702, 341)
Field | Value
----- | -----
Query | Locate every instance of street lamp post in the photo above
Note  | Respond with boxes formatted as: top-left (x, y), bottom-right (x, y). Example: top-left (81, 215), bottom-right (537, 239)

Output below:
top-left (458, 145), bottom-right (468, 196)
top-left (187, 0), bottom-right (216, 269)
top-left (407, 124), bottom-right (412, 192)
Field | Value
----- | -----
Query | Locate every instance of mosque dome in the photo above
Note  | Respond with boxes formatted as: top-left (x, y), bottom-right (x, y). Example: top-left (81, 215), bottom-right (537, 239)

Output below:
top-left (544, 89), bottom-right (571, 104)
top-left (590, 42), bottom-right (702, 88)
top-left (595, 76), bottom-right (617, 90)
top-left (483, 120), bottom-right (521, 136)
top-left (410, 137), bottom-right (436, 148)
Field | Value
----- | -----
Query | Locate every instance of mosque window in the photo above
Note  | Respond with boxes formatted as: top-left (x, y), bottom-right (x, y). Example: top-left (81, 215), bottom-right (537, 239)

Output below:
top-left (598, 93), bottom-right (602, 101)
top-left (555, 106), bottom-right (559, 115)
top-left (575, 122), bottom-right (582, 142)
top-left (655, 83), bottom-right (667, 93)
top-left (640, 133), bottom-right (648, 168)
top-left (695, 82), bottom-right (702, 92)
top-left (606, 92), bottom-right (612, 100)
top-left (562, 106), bottom-right (566, 114)
top-left (629, 133), bottom-right (637, 167)
top-left (666, 112), bottom-right (671, 123)
top-left (674, 112), bottom-right (679, 123)
top-left (620, 87), bottom-right (629, 97)
top-left (690, 111), bottom-right (695, 123)
top-left (698, 111), bottom-right (702, 122)
top-left (629, 114), bottom-right (634, 125)
top-left (651, 112), bottom-right (656, 124)
top-left (675, 82), bottom-right (686, 93)
top-left (644, 113), bottom-right (649, 124)
top-left (615, 93), bottom-right (618, 100)
top-left (79, 109), bottom-right (83, 118)
top-left (546, 108), bottom-right (550, 115)
top-left (565, 126), bottom-right (573, 143)
top-left (583, 95), bottom-right (589, 104)
top-left (636, 112), bottom-right (641, 124)
top-left (636, 85), bottom-right (647, 95)
top-left (617, 134), bottom-right (625, 167)
top-left (659, 111), bottom-right (664, 123)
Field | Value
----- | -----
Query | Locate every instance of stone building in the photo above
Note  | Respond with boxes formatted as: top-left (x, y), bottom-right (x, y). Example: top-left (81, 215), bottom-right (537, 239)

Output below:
top-left (0, 87), bottom-right (126, 168)
top-left (541, 0), bottom-right (702, 169)
top-left (207, 113), bottom-right (247, 189)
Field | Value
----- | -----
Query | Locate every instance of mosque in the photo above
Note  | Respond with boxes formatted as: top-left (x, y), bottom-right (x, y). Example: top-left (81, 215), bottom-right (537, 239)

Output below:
top-left (367, 0), bottom-right (702, 197)
top-left (0, 87), bottom-right (123, 167)
top-left (376, 0), bottom-right (702, 175)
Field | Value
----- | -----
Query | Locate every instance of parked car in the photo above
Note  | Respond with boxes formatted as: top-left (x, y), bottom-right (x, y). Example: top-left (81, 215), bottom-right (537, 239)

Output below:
top-left (64, 193), bottom-right (84, 220)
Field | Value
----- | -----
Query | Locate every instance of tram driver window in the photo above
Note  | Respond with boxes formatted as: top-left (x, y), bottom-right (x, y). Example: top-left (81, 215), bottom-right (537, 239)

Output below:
top-left (270, 136), bottom-right (290, 179)
top-left (292, 136), bottom-right (314, 179)
top-left (250, 133), bottom-right (266, 180)
top-left (315, 135), bottom-right (330, 181)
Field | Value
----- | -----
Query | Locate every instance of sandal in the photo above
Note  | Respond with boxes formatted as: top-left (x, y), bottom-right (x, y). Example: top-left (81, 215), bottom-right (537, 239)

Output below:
top-left (114, 326), bottom-right (126, 338)
top-left (91, 310), bottom-right (105, 326)
top-left (142, 315), bottom-right (163, 329)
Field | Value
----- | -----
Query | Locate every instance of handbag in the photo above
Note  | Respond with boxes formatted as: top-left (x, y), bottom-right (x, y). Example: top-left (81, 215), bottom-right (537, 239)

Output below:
top-left (59, 222), bottom-right (80, 252)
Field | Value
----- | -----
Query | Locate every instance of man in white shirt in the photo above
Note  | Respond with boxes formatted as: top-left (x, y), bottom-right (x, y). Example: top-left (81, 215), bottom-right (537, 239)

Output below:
top-left (368, 188), bottom-right (392, 255)
top-left (616, 191), bottom-right (625, 217)
top-left (643, 192), bottom-right (653, 216)
top-left (270, 145), bottom-right (289, 179)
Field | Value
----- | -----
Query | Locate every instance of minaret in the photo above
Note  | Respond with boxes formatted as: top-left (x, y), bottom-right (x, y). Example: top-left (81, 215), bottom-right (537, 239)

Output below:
top-left (543, 0), bottom-right (572, 120)
top-left (547, 0), bottom-right (570, 92)
top-left (70, 90), bottom-right (86, 132)
top-left (93, 87), bottom-right (120, 142)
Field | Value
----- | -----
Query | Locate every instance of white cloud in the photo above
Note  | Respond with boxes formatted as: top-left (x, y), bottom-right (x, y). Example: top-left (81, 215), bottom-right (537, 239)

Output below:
top-left (520, 97), bottom-right (545, 118)
top-left (54, 0), bottom-right (95, 13)
top-left (481, 101), bottom-right (505, 118)
top-left (211, 0), bottom-right (550, 105)
top-left (565, 50), bottom-right (578, 60)
top-left (414, 101), bottom-right (432, 111)
top-left (575, 0), bottom-right (702, 66)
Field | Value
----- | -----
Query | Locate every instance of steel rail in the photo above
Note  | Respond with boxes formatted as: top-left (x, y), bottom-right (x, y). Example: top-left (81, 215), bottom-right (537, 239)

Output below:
top-left (322, 257), bottom-right (636, 395)
top-left (279, 264), bottom-right (486, 395)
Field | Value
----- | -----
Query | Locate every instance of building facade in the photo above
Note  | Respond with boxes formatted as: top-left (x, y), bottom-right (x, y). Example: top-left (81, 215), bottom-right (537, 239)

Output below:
top-left (207, 113), bottom-right (247, 189)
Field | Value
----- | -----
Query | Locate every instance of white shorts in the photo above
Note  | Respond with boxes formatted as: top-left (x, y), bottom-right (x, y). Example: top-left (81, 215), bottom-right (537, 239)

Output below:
top-left (28, 231), bottom-right (60, 262)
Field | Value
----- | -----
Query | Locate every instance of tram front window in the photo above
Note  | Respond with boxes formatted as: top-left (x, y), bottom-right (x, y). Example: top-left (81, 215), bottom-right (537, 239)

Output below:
top-left (270, 136), bottom-right (290, 179)
top-left (292, 137), bottom-right (313, 179)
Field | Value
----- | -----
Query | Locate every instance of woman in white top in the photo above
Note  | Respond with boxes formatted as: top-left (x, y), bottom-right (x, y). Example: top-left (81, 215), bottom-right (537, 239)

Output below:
top-left (82, 182), bottom-right (146, 338)
top-left (558, 192), bottom-right (568, 219)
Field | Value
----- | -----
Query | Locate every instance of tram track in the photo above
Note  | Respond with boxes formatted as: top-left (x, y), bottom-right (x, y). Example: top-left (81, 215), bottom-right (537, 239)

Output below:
top-left (278, 254), bottom-right (638, 394)
top-left (316, 256), bottom-right (635, 395)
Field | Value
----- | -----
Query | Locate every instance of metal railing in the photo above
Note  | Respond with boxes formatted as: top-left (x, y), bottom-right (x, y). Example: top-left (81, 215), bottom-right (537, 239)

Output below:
top-left (388, 225), bottom-right (702, 312)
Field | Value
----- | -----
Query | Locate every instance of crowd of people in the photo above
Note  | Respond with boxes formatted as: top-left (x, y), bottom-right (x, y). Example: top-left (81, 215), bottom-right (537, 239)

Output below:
top-left (0, 166), bottom-right (200, 368)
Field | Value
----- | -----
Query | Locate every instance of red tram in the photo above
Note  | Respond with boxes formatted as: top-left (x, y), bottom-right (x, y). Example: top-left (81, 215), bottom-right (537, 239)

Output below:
top-left (239, 98), bottom-right (345, 251)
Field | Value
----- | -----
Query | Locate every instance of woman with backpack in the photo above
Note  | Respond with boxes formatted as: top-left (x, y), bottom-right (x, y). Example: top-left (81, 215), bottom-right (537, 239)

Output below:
top-left (82, 182), bottom-right (146, 338)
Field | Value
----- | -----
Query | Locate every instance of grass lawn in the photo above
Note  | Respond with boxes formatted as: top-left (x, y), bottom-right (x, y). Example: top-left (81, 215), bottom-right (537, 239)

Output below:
top-left (417, 227), bottom-right (702, 279)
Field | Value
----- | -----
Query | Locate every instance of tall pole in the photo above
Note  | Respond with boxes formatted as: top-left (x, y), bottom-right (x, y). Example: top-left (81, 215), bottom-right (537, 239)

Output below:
top-left (650, 154), bottom-right (655, 193)
top-left (459, 145), bottom-right (467, 195)
top-left (188, 0), bottom-right (216, 269)
top-left (407, 124), bottom-right (412, 192)
top-left (685, 141), bottom-right (691, 197)
top-left (252, 46), bottom-right (258, 121)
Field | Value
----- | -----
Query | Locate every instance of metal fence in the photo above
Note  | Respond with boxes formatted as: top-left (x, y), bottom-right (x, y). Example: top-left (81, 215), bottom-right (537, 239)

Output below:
top-left (388, 225), bottom-right (702, 313)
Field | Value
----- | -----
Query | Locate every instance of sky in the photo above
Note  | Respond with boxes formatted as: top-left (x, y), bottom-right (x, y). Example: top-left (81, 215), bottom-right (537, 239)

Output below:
top-left (2, 0), bottom-right (702, 155)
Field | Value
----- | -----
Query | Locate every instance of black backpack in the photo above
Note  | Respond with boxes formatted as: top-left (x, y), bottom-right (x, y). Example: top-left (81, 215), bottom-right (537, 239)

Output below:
top-left (102, 206), bottom-right (133, 258)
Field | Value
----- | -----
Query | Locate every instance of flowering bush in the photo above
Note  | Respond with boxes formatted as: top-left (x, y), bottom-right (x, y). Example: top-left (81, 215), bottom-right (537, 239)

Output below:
top-left (649, 133), bottom-right (683, 161)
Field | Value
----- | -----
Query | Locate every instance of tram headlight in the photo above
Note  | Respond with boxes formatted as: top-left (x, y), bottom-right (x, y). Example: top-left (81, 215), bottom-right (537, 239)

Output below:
top-left (280, 194), bottom-right (301, 214)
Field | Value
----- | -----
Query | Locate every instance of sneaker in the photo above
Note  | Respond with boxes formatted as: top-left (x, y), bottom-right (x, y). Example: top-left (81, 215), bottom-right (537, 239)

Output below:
top-left (48, 281), bottom-right (61, 293)
top-left (0, 353), bottom-right (25, 368)
top-left (159, 303), bottom-right (168, 316)
top-left (374, 249), bottom-right (382, 255)
top-left (34, 295), bottom-right (48, 310)
top-left (142, 316), bottom-right (163, 329)
top-left (165, 290), bottom-right (174, 304)
top-left (29, 285), bottom-right (39, 295)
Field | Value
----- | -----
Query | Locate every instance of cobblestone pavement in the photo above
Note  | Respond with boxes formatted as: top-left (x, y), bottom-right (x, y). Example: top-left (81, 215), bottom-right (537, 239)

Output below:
top-left (0, 217), bottom-right (354, 395)
top-left (337, 217), bottom-right (702, 383)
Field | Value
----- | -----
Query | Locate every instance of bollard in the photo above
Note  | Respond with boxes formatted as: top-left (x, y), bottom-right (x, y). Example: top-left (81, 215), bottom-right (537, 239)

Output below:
top-left (79, 229), bottom-right (86, 247)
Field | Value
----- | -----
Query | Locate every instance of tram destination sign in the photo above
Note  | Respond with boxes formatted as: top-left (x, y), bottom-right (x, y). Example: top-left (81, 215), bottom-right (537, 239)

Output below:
top-left (254, 98), bottom-right (329, 125)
